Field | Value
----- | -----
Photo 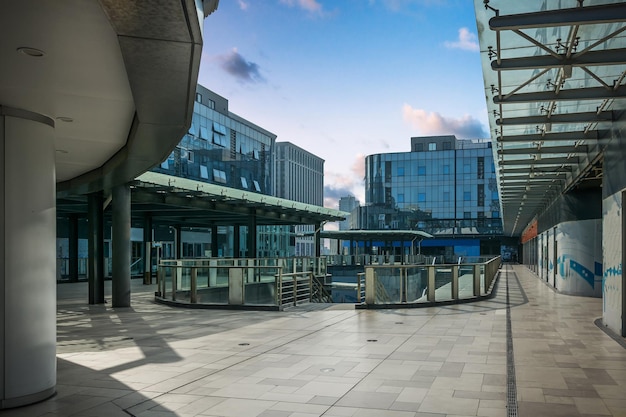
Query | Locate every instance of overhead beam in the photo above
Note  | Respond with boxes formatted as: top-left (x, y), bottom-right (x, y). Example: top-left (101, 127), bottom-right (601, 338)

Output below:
top-left (498, 145), bottom-right (588, 155)
top-left (489, 3), bottom-right (626, 30)
top-left (497, 130), bottom-right (602, 143)
top-left (494, 86), bottom-right (626, 104)
top-left (496, 111), bottom-right (613, 126)
top-left (492, 48), bottom-right (626, 71)
top-left (499, 157), bottom-right (578, 166)
top-left (501, 166), bottom-right (571, 174)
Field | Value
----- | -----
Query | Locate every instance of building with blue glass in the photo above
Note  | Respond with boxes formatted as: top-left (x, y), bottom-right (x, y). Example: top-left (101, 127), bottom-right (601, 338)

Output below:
top-left (358, 135), bottom-right (504, 259)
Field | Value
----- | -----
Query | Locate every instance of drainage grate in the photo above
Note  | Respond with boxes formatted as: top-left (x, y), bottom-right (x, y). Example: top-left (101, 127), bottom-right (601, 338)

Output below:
top-left (505, 268), bottom-right (518, 417)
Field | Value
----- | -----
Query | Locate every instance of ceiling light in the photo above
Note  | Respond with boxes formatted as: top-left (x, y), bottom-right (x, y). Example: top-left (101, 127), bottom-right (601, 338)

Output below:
top-left (56, 116), bottom-right (73, 123)
top-left (16, 47), bottom-right (45, 57)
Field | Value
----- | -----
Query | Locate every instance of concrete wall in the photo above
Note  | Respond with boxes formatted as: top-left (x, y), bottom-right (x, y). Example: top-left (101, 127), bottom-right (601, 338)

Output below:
top-left (602, 191), bottom-right (623, 334)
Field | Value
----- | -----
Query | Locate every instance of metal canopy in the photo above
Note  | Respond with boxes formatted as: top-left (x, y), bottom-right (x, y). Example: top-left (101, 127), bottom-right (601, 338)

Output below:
top-left (475, 0), bottom-right (626, 236)
top-left (57, 172), bottom-right (348, 228)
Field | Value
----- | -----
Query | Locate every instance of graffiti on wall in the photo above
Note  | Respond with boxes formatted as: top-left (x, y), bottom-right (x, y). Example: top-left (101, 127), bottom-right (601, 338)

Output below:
top-left (602, 193), bottom-right (622, 333)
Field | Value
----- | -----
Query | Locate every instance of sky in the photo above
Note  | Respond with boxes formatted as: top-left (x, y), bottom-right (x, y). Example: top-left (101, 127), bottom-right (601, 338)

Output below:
top-left (197, 0), bottom-right (487, 209)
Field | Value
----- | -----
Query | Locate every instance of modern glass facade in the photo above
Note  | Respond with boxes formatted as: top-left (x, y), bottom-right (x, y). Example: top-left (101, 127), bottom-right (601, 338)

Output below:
top-left (361, 136), bottom-right (503, 257)
top-left (154, 85), bottom-right (276, 195)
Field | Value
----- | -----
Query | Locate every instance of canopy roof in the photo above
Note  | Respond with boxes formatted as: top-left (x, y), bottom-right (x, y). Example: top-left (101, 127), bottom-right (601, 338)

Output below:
top-left (475, 0), bottom-right (626, 235)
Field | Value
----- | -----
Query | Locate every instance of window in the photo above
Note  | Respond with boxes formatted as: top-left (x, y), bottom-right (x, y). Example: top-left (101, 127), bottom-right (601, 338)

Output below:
top-left (443, 141), bottom-right (452, 150)
top-left (253, 150), bottom-right (260, 160)
top-left (418, 193), bottom-right (426, 202)
top-left (492, 211), bottom-right (500, 218)
top-left (241, 177), bottom-right (248, 188)
top-left (199, 126), bottom-right (209, 140)
top-left (397, 167), bottom-right (405, 176)
top-left (187, 150), bottom-right (194, 163)
top-left (492, 191), bottom-right (499, 200)
top-left (477, 184), bottom-right (485, 206)
top-left (477, 156), bottom-right (484, 179)
top-left (418, 166), bottom-right (426, 176)
top-left (443, 191), bottom-right (450, 201)
top-left (208, 99), bottom-right (215, 109)
top-left (397, 193), bottom-right (404, 203)
top-left (213, 132), bottom-right (227, 147)
top-left (443, 165), bottom-right (450, 175)
top-left (213, 169), bottom-right (227, 183)
top-left (200, 165), bottom-right (208, 179)
top-left (428, 142), bottom-right (436, 151)
top-left (463, 164), bottom-right (471, 174)
top-left (463, 191), bottom-right (471, 201)
top-left (212, 122), bottom-right (227, 135)
top-left (195, 93), bottom-right (202, 102)
top-left (253, 180), bottom-right (261, 192)
top-left (464, 212), bottom-right (471, 219)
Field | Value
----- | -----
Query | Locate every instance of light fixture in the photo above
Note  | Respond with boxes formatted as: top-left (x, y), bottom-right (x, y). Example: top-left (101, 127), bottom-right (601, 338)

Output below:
top-left (56, 116), bottom-right (73, 123)
top-left (16, 47), bottom-right (45, 57)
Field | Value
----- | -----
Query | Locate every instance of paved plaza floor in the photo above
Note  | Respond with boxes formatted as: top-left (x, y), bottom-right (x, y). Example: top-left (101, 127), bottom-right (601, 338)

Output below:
top-left (3, 264), bottom-right (625, 416)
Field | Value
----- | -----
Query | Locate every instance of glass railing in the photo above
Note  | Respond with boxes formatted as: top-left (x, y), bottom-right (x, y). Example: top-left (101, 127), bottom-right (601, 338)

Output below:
top-left (156, 257), bottom-right (326, 309)
top-left (363, 256), bottom-right (501, 306)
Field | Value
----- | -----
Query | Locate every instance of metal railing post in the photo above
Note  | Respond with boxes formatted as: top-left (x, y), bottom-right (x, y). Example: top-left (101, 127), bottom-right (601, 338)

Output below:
top-left (365, 267), bottom-right (375, 304)
top-left (473, 264), bottom-right (481, 297)
top-left (293, 276), bottom-right (297, 306)
top-left (190, 267), bottom-right (197, 304)
top-left (452, 265), bottom-right (459, 299)
top-left (172, 265), bottom-right (177, 301)
top-left (427, 266), bottom-right (435, 302)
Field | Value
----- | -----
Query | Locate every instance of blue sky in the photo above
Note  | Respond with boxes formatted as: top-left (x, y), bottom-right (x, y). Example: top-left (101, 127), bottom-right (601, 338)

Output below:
top-left (198, 0), bottom-right (487, 208)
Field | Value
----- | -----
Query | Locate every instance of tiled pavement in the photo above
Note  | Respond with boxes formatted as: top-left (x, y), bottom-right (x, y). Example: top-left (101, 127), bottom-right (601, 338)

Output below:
top-left (2, 264), bottom-right (625, 416)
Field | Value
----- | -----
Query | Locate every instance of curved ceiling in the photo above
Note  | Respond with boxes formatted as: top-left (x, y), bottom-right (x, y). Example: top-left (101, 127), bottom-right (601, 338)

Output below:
top-left (1, 0), bottom-right (218, 195)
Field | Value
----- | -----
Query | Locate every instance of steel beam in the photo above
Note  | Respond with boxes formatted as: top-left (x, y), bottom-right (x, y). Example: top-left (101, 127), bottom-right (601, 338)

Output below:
top-left (494, 86), bottom-right (626, 104)
top-left (500, 157), bottom-right (579, 166)
top-left (501, 166), bottom-right (571, 174)
top-left (489, 3), bottom-right (626, 30)
top-left (496, 111), bottom-right (613, 126)
top-left (497, 130), bottom-right (602, 143)
top-left (498, 145), bottom-right (588, 155)
top-left (492, 48), bottom-right (626, 71)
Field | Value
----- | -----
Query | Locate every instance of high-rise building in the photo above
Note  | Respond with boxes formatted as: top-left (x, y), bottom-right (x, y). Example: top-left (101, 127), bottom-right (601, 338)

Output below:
top-left (338, 196), bottom-right (360, 230)
top-left (274, 142), bottom-right (325, 256)
top-left (360, 135), bottom-right (503, 258)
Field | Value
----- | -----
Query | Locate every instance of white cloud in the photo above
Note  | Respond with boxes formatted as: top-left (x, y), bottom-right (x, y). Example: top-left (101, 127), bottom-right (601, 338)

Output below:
top-left (444, 27), bottom-right (479, 52)
top-left (238, 0), bottom-right (249, 11)
top-left (279, 0), bottom-right (323, 14)
top-left (402, 104), bottom-right (487, 138)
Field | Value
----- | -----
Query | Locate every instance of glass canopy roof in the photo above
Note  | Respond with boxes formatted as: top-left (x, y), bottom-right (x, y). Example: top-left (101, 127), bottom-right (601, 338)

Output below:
top-left (474, 0), bottom-right (626, 236)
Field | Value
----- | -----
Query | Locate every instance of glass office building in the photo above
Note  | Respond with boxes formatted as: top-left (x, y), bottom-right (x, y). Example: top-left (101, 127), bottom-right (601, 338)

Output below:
top-left (155, 85), bottom-right (276, 194)
top-left (361, 135), bottom-right (503, 258)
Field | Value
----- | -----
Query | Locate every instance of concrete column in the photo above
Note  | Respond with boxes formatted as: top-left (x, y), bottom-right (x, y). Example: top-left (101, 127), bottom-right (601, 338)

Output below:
top-left (88, 191), bottom-right (105, 304)
top-left (233, 225), bottom-right (240, 258)
top-left (112, 184), bottom-right (131, 307)
top-left (247, 216), bottom-right (257, 258)
top-left (175, 225), bottom-right (182, 259)
top-left (143, 215), bottom-right (152, 284)
top-left (211, 225), bottom-right (218, 257)
top-left (314, 222), bottom-right (321, 258)
top-left (0, 108), bottom-right (56, 408)
top-left (68, 214), bottom-right (79, 282)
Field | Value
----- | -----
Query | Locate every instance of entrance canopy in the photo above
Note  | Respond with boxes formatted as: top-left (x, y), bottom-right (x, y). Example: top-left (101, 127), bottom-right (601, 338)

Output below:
top-left (58, 172), bottom-right (348, 228)
top-left (475, 1), bottom-right (626, 236)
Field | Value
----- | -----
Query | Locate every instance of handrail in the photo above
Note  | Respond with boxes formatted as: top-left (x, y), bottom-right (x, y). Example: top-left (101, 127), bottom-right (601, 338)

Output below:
top-left (362, 256), bottom-right (501, 307)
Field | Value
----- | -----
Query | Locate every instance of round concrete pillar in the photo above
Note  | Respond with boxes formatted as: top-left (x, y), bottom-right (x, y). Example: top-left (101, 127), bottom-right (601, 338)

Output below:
top-left (0, 108), bottom-right (57, 408)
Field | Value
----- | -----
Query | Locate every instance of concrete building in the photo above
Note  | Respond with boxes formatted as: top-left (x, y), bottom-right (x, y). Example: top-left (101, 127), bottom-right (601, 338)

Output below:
top-left (275, 142), bottom-right (325, 256)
